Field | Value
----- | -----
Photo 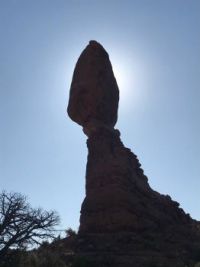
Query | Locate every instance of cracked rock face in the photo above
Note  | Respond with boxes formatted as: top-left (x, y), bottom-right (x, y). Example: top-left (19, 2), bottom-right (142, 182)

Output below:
top-left (67, 40), bottom-right (119, 136)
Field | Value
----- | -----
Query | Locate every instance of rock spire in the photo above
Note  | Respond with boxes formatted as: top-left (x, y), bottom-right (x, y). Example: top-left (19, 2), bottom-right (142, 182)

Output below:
top-left (67, 41), bottom-right (200, 267)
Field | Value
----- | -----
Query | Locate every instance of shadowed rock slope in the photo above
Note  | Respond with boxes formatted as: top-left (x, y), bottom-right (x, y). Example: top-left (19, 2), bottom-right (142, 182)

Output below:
top-left (67, 41), bottom-right (200, 267)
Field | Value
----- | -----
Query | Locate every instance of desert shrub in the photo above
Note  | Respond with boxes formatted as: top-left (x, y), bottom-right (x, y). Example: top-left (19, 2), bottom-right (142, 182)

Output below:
top-left (0, 250), bottom-right (22, 267)
top-left (65, 228), bottom-right (77, 238)
top-left (19, 250), bottom-right (68, 267)
top-left (0, 249), bottom-right (69, 267)
top-left (19, 251), bottom-right (39, 267)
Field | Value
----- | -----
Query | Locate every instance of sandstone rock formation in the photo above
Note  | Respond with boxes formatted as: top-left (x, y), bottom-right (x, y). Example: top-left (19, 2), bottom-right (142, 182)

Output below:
top-left (68, 40), bottom-right (119, 136)
top-left (67, 41), bottom-right (200, 267)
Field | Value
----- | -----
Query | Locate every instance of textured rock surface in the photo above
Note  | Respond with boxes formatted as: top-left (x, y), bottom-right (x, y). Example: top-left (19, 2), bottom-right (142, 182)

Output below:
top-left (79, 127), bottom-right (193, 234)
top-left (67, 41), bottom-right (200, 267)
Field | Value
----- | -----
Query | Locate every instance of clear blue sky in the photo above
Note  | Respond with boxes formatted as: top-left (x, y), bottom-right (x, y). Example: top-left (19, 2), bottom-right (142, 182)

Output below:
top-left (0, 0), bottom-right (200, 232)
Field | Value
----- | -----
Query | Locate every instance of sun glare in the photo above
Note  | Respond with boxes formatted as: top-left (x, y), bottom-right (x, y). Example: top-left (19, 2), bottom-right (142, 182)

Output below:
top-left (111, 57), bottom-right (133, 108)
top-left (113, 64), bottom-right (130, 97)
top-left (110, 50), bottom-right (145, 112)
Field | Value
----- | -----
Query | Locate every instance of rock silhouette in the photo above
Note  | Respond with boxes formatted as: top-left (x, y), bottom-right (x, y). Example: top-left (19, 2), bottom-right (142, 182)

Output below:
top-left (68, 40), bottom-right (119, 136)
top-left (67, 41), bottom-right (200, 267)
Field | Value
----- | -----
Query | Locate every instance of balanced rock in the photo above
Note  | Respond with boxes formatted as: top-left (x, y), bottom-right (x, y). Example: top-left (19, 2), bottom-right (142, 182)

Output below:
top-left (67, 41), bottom-right (200, 267)
top-left (67, 40), bottom-right (119, 136)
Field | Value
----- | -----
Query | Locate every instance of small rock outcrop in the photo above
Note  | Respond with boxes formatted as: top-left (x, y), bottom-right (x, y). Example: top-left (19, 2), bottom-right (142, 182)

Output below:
top-left (67, 41), bottom-right (200, 267)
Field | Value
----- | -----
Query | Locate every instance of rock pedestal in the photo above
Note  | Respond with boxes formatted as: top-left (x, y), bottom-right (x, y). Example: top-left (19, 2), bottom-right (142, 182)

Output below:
top-left (79, 127), bottom-right (192, 234)
top-left (67, 41), bottom-right (200, 267)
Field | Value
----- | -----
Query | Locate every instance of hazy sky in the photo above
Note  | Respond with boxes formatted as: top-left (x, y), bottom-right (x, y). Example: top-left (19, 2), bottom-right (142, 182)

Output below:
top-left (0, 0), bottom-right (200, 232)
